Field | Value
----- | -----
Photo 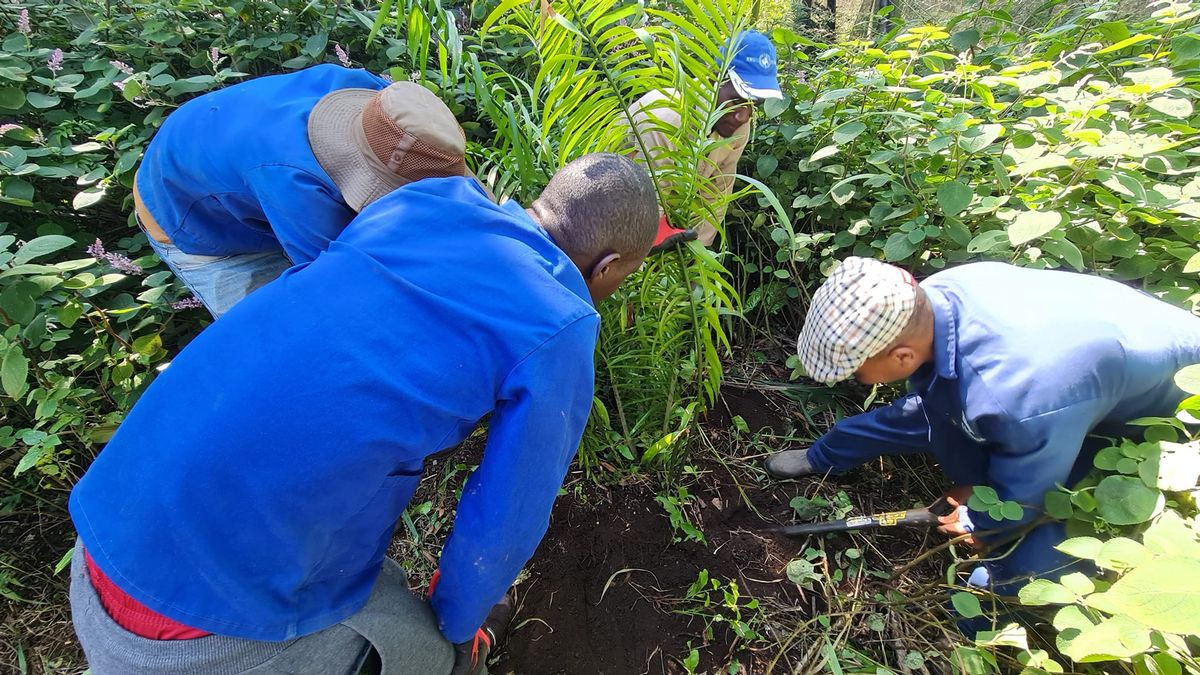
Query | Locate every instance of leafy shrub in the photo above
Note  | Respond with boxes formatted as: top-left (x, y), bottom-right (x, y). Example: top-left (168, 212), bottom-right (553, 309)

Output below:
top-left (742, 0), bottom-right (1200, 325)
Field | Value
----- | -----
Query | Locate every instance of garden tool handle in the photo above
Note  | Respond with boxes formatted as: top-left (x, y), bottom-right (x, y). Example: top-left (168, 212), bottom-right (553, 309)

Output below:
top-left (773, 507), bottom-right (940, 537)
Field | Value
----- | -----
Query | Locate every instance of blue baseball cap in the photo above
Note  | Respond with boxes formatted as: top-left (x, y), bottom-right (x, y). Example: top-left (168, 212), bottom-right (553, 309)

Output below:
top-left (722, 30), bottom-right (783, 101)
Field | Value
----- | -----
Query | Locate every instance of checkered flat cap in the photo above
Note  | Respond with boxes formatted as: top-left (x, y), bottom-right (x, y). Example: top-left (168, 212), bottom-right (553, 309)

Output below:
top-left (796, 257), bottom-right (918, 384)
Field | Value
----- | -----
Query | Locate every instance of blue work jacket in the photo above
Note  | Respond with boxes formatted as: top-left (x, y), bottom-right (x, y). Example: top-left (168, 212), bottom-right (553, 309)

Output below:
top-left (70, 177), bottom-right (599, 644)
top-left (810, 262), bottom-right (1200, 534)
top-left (136, 64), bottom-right (388, 261)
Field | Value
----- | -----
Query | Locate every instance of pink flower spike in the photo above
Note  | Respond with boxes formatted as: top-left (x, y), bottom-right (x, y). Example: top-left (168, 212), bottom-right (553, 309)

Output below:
top-left (0, 123), bottom-right (20, 135)
top-left (170, 297), bottom-right (205, 310)
top-left (109, 60), bottom-right (133, 75)
top-left (47, 48), bottom-right (63, 74)
top-left (334, 43), bottom-right (351, 68)
top-left (17, 9), bottom-right (30, 36)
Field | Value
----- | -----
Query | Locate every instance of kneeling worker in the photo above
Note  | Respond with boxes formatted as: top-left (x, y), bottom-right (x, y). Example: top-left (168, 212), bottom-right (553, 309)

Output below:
top-left (134, 64), bottom-right (469, 317)
top-left (69, 154), bottom-right (658, 674)
top-left (765, 257), bottom-right (1200, 599)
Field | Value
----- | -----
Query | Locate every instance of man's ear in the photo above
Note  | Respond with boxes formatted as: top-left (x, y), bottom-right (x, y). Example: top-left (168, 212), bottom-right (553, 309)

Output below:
top-left (891, 345), bottom-right (917, 368)
top-left (587, 252), bottom-right (622, 283)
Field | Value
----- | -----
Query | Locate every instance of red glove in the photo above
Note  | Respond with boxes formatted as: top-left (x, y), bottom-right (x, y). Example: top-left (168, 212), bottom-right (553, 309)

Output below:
top-left (450, 627), bottom-right (496, 675)
top-left (426, 569), bottom-right (441, 598)
top-left (649, 215), bottom-right (697, 255)
top-left (428, 570), bottom-right (515, 675)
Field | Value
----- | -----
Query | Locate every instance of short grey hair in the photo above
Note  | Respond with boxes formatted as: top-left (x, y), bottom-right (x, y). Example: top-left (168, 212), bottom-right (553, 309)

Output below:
top-left (533, 153), bottom-right (658, 265)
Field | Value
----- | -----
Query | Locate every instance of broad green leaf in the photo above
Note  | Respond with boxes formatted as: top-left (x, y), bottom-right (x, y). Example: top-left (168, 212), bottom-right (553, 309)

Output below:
top-left (303, 32), bottom-right (329, 57)
top-left (0, 86), bottom-right (25, 109)
top-left (1044, 491), bottom-right (1073, 519)
top-left (1148, 96), bottom-right (1194, 118)
top-left (974, 623), bottom-right (1028, 649)
top-left (14, 235), bottom-right (74, 264)
top-left (72, 186), bottom-right (106, 210)
top-left (1041, 239), bottom-right (1085, 271)
top-left (25, 92), bottom-right (59, 109)
top-left (2, 177), bottom-right (34, 205)
top-left (1019, 579), bottom-right (1075, 606)
top-left (1095, 33), bottom-right (1154, 55)
top-left (1008, 210), bottom-right (1062, 246)
top-left (1173, 364), bottom-right (1200, 395)
top-left (1183, 251), bottom-right (1200, 273)
top-left (951, 591), bottom-right (983, 618)
top-left (972, 485), bottom-right (999, 504)
top-left (1142, 510), bottom-right (1200, 559)
top-left (132, 333), bottom-right (162, 356)
top-left (1, 345), bottom-right (28, 398)
top-left (882, 232), bottom-right (915, 261)
top-left (0, 281), bottom-right (36, 324)
top-left (959, 124), bottom-right (1003, 153)
top-left (832, 121), bottom-right (866, 145)
top-left (1094, 537), bottom-right (1151, 572)
top-left (1057, 536), bottom-right (1103, 560)
top-left (999, 501), bottom-right (1024, 520)
top-left (1085, 556), bottom-right (1200, 634)
top-left (1059, 572), bottom-right (1095, 596)
top-left (57, 301), bottom-right (83, 328)
top-left (1094, 476), bottom-right (1161, 525)
top-left (967, 229), bottom-right (1010, 254)
top-left (950, 28), bottom-right (980, 52)
top-left (937, 180), bottom-right (972, 217)
top-left (809, 145), bottom-right (838, 163)
top-left (1058, 615), bottom-right (1152, 662)
top-left (756, 155), bottom-right (778, 178)
top-left (14, 443), bottom-right (49, 476)
top-left (786, 559), bottom-right (821, 585)
top-left (1151, 440), bottom-right (1200, 491)
top-left (1053, 604), bottom-right (1094, 633)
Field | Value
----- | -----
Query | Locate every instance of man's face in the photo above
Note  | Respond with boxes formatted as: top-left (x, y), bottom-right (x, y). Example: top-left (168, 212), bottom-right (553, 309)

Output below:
top-left (587, 254), bottom-right (646, 303)
top-left (714, 81), bottom-right (754, 139)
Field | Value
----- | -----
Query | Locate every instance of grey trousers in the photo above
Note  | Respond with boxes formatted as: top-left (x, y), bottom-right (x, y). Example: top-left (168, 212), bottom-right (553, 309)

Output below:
top-left (70, 540), bottom-right (456, 675)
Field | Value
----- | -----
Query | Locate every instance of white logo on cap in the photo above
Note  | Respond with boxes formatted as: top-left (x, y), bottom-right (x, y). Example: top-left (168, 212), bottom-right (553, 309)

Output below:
top-left (759, 54), bottom-right (772, 68)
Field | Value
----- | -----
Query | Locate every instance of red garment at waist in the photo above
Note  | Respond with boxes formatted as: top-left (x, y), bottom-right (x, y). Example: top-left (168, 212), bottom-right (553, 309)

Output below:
top-left (84, 549), bottom-right (211, 640)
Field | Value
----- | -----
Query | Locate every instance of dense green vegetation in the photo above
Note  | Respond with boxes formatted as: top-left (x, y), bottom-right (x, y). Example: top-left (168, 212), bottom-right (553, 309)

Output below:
top-left (2, 0), bottom-right (1199, 672)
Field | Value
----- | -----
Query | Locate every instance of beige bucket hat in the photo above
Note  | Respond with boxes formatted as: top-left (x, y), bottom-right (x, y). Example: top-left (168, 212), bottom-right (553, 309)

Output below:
top-left (308, 81), bottom-right (468, 212)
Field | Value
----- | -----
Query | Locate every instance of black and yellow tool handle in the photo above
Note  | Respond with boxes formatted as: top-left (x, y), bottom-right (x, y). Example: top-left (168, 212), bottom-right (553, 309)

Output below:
top-left (771, 497), bottom-right (954, 537)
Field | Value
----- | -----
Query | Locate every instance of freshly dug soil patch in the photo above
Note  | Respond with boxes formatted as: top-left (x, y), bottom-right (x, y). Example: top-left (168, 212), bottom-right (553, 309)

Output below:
top-left (491, 465), bottom-right (810, 675)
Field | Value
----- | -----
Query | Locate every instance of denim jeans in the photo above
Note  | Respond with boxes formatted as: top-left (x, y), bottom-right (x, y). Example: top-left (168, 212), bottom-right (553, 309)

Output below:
top-left (144, 236), bottom-right (292, 319)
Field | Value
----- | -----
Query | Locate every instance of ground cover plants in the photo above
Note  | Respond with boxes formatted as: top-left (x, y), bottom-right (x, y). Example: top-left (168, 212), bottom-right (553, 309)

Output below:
top-left (2, 0), bottom-right (1199, 672)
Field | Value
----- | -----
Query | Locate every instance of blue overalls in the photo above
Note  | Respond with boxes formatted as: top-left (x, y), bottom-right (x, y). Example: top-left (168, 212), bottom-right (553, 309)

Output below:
top-left (805, 263), bottom-right (1200, 597)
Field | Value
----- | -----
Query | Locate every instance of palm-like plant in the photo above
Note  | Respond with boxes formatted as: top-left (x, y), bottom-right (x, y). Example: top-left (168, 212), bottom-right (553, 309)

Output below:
top-left (473, 0), bottom-right (761, 468)
top-left (375, 0), bottom-right (773, 469)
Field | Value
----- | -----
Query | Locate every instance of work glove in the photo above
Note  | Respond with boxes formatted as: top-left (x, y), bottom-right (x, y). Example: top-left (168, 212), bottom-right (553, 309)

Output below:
top-left (648, 215), bottom-right (697, 255)
top-left (936, 485), bottom-right (980, 550)
top-left (449, 594), bottom-right (515, 675)
top-left (427, 570), bottom-right (515, 675)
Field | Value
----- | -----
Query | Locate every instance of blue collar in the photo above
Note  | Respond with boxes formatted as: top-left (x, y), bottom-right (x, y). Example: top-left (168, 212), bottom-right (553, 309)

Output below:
top-left (923, 284), bottom-right (959, 380)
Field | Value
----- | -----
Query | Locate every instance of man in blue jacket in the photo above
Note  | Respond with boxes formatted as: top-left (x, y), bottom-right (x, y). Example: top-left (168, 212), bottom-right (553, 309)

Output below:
top-left (765, 257), bottom-right (1200, 600)
top-left (69, 153), bottom-right (658, 674)
top-left (133, 64), bottom-right (469, 317)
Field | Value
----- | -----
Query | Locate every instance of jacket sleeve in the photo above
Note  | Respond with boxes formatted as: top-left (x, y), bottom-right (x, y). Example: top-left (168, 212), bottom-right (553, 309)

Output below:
top-left (247, 165), bottom-right (359, 265)
top-left (430, 314), bottom-right (599, 643)
top-left (970, 405), bottom-right (1097, 535)
top-left (807, 393), bottom-right (933, 473)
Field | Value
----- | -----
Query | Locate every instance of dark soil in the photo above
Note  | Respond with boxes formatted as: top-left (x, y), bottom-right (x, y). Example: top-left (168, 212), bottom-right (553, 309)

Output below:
top-left (491, 388), bottom-right (947, 675)
top-left (490, 473), bottom-right (801, 675)
top-left (0, 388), bottom-right (948, 675)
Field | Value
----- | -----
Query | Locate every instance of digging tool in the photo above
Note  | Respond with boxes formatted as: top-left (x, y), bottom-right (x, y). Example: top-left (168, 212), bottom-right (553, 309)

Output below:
top-left (768, 497), bottom-right (954, 537)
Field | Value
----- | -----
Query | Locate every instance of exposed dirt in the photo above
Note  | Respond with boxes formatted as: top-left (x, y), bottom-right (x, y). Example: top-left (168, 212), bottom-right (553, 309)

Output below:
top-left (491, 472), bottom-right (801, 675)
top-left (1, 388), bottom-right (949, 675)
top-left (490, 387), bottom-right (950, 675)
